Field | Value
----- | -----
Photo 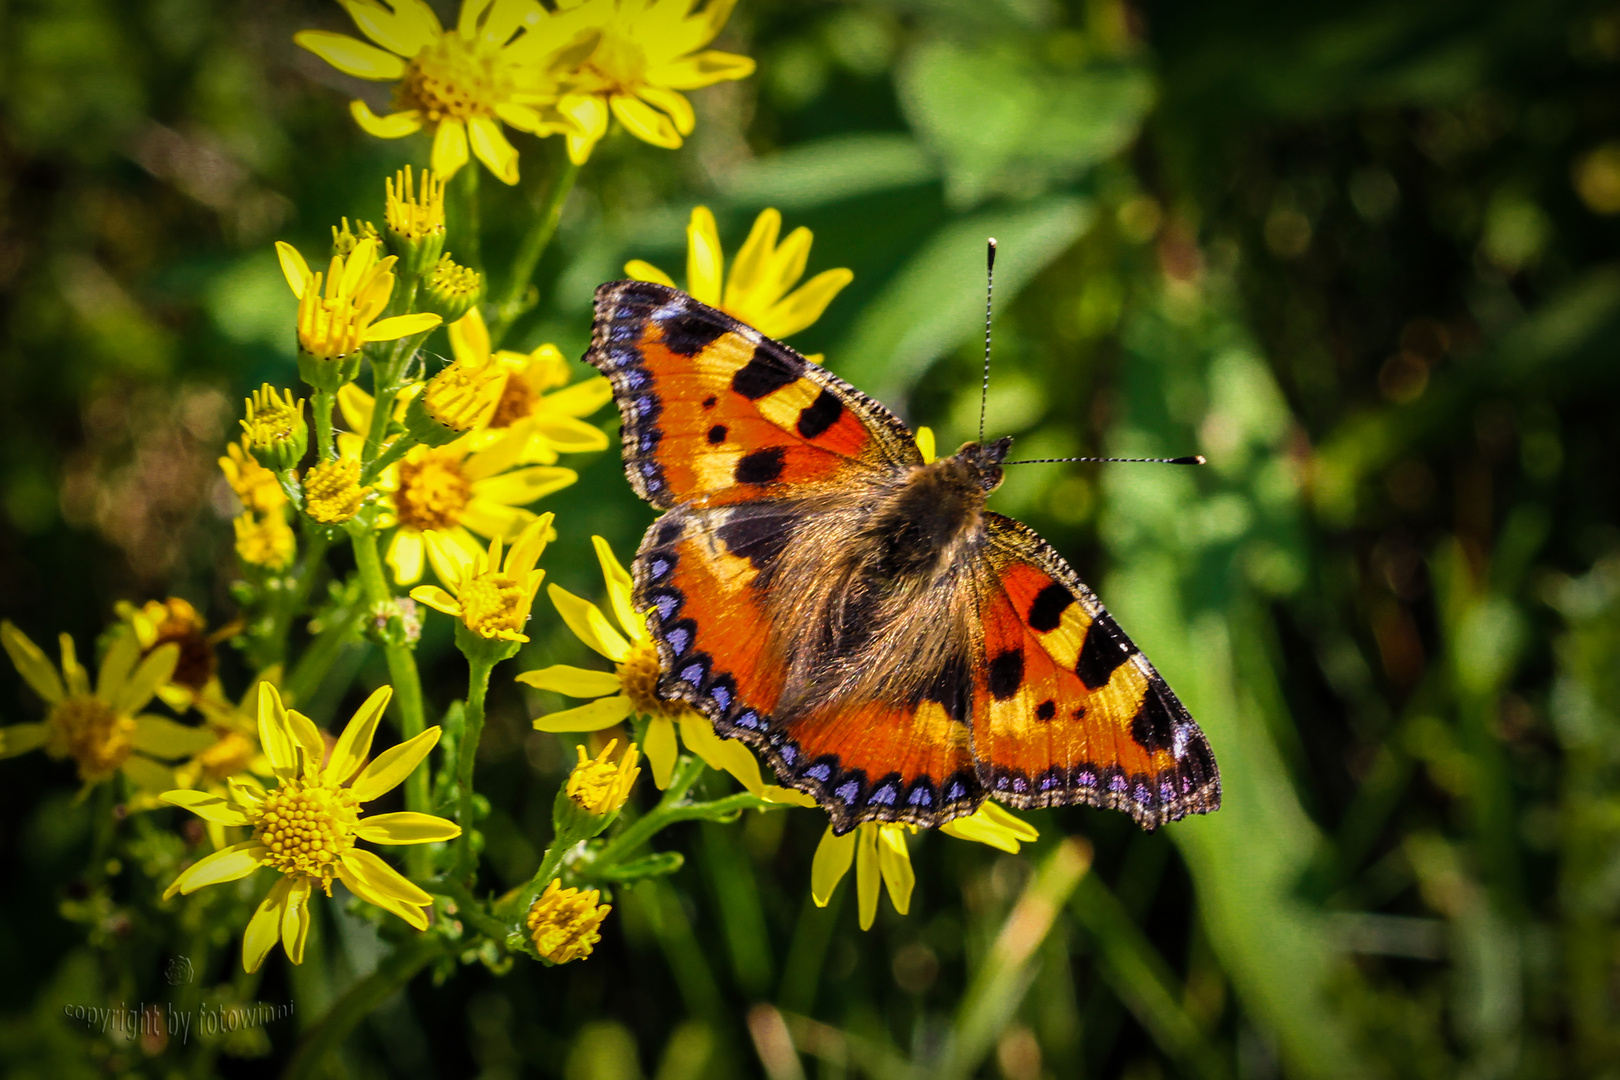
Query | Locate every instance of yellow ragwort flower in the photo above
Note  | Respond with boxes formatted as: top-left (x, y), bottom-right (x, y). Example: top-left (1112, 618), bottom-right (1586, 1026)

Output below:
top-left (526, 878), bottom-right (611, 964)
top-left (516, 536), bottom-right (813, 805)
top-left (114, 597), bottom-right (234, 712)
top-left (448, 308), bottom-right (611, 465)
top-left (811, 803), bottom-right (1040, 930)
top-left (541, 0), bottom-right (756, 164)
top-left (565, 738), bottom-right (640, 815)
top-left (421, 254), bottom-right (484, 322)
top-left (302, 455), bottom-right (371, 524)
top-left (419, 352), bottom-right (507, 434)
top-left (627, 207), bottom-right (852, 343)
top-left (234, 512), bottom-right (296, 571)
top-left (385, 165), bottom-right (446, 248)
top-left (221, 440), bottom-right (287, 516)
top-left (0, 622), bottom-right (215, 793)
top-left (410, 513), bottom-right (551, 640)
top-left (240, 385), bottom-right (309, 472)
top-left (276, 237), bottom-right (442, 364)
top-left (295, 0), bottom-right (583, 184)
top-left (161, 684), bottom-right (459, 972)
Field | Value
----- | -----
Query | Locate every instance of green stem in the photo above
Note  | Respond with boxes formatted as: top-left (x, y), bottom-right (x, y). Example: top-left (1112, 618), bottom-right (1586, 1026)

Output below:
top-left (361, 434), bottom-right (417, 487)
top-left (262, 529), bottom-right (331, 671)
top-left (436, 878), bottom-right (514, 943)
top-left (279, 935), bottom-right (444, 1080)
top-left (348, 522), bottom-right (430, 878)
top-left (490, 155), bottom-right (580, 346)
top-left (587, 755), bottom-right (708, 875)
top-left (282, 579), bottom-right (366, 706)
top-left (457, 162), bottom-right (481, 273)
top-left (311, 389), bottom-right (335, 461)
top-left (455, 657), bottom-right (495, 880)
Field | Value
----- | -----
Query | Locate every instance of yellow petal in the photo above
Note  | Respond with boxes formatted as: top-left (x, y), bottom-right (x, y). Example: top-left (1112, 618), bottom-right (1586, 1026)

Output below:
top-left (559, 93), bottom-right (609, 165)
top-left (276, 241), bottom-right (312, 298)
top-left (610, 94), bottom-right (681, 149)
top-left (547, 583), bottom-right (631, 662)
top-left (351, 100), bottom-right (423, 139)
top-left (677, 714), bottom-right (763, 794)
top-left (388, 529), bottom-right (425, 585)
top-left (163, 840), bottom-right (265, 899)
top-left (131, 717), bottom-right (218, 759)
top-left (1, 622), bottom-right (63, 705)
top-left (760, 784), bottom-right (817, 807)
top-left (527, 416), bottom-right (609, 454)
top-left (337, 382), bottom-right (375, 434)
top-left (915, 426), bottom-right (936, 464)
top-left (470, 466), bottom-right (577, 506)
top-left (280, 877), bottom-right (314, 965)
top-left (58, 633), bottom-right (87, 696)
top-left (625, 259), bottom-right (677, 287)
top-left (810, 826), bottom-right (855, 906)
top-left (724, 208), bottom-right (780, 312)
top-left (645, 714), bottom-right (679, 788)
top-left (424, 529), bottom-right (481, 588)
top-left (256, 683), bottom-right (298, 778)
top-left (685, 206), bottom-right (724, 307)
top-left (353, 811), bottom-right (462, 845)
top-left (243, 877), bottom-right (292, 973)
top-left (285, 708), bottom-right (326, 774)
top-left (532, 694), bottom-right (634, 732)
top-left (449, 308), bottom-right (492, 366)
top-left (96, 631), bottom-right (139, 702)
top-left (114, 642), bottom-right (179, 716)
top-left (761, 267), bottom-right (854, 339)
top-left (409, 585), bottom-right (461, 617)
top-left (856, 826), bottom-right (881, 930)
top-left (339, 0), bottom-right (441, 57)
top-left (363, 312), bottom-right (442, 343)
top-left (876, 824), bottom-right (915, 915)
top-left (349, 725), bottom-right (442, 803)
top-left (328, 685), bottom-right (394, 784)
top-left (590, 536), bottom-right (642, 643)
top-left (121, 755), bottom-right (178, 794)
top-left (540, 374), bottom-right (613, 416)
top-left (339, 849), bottom-right (432, 928)
top-left (468, 115), bottom-right (520, 184)
top-left (432, 118), bottom-right (471, 179)
top-left (646, 50), bottom-right (756, 91)
top-left (293, 30), bottom-right (408, 79)
top-left (0, 722), bottom-right (48, 759)
top-left (516, 664), bottom-right (623, 697)
top-left (161, 788), bottom-right (251, 827)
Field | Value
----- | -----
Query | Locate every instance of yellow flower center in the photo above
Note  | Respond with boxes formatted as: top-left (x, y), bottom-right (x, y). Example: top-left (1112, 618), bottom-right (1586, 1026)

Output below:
top-left (302, 457), bottom-right (369, 524)
top-left (617, 637), bottom-right (681, 719)
top-left (458, 572), bottom-right (527, 638)
top-left (252, 780), bottom-right (359, 893)
top-left (488, 375), bottom-right (536, 428)
top-left (47, 696), bottom-right (135, 782)
top-left (526, 879), bottom-right (611, 964)
top-left (386, 166), bottom-right (446, 243)
top-left (195, 730), bottom-right (256, 782)
top-left (581, 30), bottom-right (649, 96)
top-left (398, 32), bottom-right (505, 122)
top-left (394, 452), bottom-right (472, 532)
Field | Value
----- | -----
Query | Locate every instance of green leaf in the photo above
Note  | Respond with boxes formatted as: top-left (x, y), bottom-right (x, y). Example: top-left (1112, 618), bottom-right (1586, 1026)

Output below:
top-left (596, 850), bottom-right (685, 883)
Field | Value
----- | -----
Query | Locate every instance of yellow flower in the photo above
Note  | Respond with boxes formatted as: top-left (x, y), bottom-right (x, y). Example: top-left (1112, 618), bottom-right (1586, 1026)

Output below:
top-left (161, 684), bottom-right (459, 972)
top-left (221, 441), bottom-right (287, 516)
top-left (384, 165), bottom-right (446, 273)
top-left (234, 512), bottom-right (296, 571)
top-left (276, 237), bottom-right (442, 365)
top-left (627, 207), bottom-right (852, 343)
top-left (302, 455), bottom-right (372, 524)
top-left (448, 308), bottom-right (611, 465)
top-left (540, 0), bottom-right (755, 164)
top-left (0, 622), bottom-right (215, 792)
top-left (515, 536), bottom-right (813, 806)
top-left (811, 803), bottom-right (1039, 931)
top-left (527, 878), bottom-right (610, 963)
top-left (114, 598), bottom-right (234, 712)
top-left (417, 350), bottom-right (507, 435)
top-left (239, 385), bottom-right (309, 472)
top-left (565, 738), bottom-right (640, 815)
top-left (409, 513), bottom-right (551, 640)
top-left (295, 0), bottom-right (583, 184)
top-left (339, 384), bottom-right (575, 585)
top-left (171, 672), bottom-right (279, 845)
top-left (421, 254), bottom-right (484, 322)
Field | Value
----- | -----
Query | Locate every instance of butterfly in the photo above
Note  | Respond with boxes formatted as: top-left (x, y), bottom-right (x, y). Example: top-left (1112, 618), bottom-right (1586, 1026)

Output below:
top-left (585, 279), bottom-right (1220, 834)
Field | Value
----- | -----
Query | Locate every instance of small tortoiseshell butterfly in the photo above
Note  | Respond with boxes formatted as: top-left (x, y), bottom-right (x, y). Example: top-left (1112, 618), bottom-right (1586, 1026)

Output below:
top-left (586, 279), bottom-right (1220, 834)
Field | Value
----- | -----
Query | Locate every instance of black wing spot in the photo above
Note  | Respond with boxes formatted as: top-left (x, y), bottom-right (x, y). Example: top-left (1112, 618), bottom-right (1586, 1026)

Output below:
top-left (702, 395), bottom-right (718, 409)
top-left (717, 510), bottom-right (794, 571)
top-left (796, 389), bottom-right (843, 439)
top-left (734, 447), bottom-right (786, 485)
top-left (987, 648), bottom-right (1024, 701)
top-left (1130, 688), bottom-right (1176, 753)
top-left (1036, 699), bottom-right (1056, 721)
top-left (657, 310), bottom-right (726, 356)
top-left (707, 424), bottom-right (727, 444)
top-left (921, 649), bottom-right (973, 723)
top-left (1027, 582), bottom-right (1074, 633)
top-left (1075, 612), bottom-right (1136, 691)
top-left (731, 344), bottom-right (803, 400)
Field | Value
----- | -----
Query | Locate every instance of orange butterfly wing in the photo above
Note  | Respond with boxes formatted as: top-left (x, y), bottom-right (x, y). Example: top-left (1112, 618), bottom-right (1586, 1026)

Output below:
top-left (589, 280), bottom-right (918, 509)
top-left (970, 513), bottom-right (1220, 829)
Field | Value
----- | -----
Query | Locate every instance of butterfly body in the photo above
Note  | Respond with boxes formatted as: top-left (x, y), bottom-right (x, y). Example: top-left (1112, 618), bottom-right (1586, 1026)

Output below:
top-left (587, 280), bottom-right (1220, 834)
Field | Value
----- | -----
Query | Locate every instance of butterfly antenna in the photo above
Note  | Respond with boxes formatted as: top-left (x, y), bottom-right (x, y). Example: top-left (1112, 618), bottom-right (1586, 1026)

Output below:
top-left (978, 238), bottom-right (997, 445)
top-left (1003, 455), bottom-right (1208, 465)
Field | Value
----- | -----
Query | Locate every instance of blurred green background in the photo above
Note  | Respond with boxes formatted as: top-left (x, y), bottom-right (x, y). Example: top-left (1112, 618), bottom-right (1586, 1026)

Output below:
top-left (5, 0), bottom-right (1620, 1077)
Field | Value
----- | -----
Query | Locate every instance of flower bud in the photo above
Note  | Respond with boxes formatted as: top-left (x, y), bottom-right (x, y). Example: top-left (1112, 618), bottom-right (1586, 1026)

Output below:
top-left (331, 217), bottom-right (380, 257)
top-left (402, 355), bottom-right (503, 446)
top-left (240, 385), bottom-right (308, 471)
top-left (421, 254), bottom-right (483, 323)
top-left (384, 166), bottom-right (447, 276)
top-left (553, 740), bottom-right (640, 843)
top-left (525, 879), bottom-right (611, 965)
top-left (301, 456), bottom-right (369, 524)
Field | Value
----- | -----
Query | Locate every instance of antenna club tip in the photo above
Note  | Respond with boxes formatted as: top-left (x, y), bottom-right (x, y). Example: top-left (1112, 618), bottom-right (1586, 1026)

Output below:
top-left (1174, 455), bottom-right (1207, 466)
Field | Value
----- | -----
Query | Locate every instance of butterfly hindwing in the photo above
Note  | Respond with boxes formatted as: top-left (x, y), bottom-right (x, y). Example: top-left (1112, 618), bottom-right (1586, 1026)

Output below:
top-left (971, 513), bottom-right (1221, 829)
top-left (588, 280), bottom-right (919, 509)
